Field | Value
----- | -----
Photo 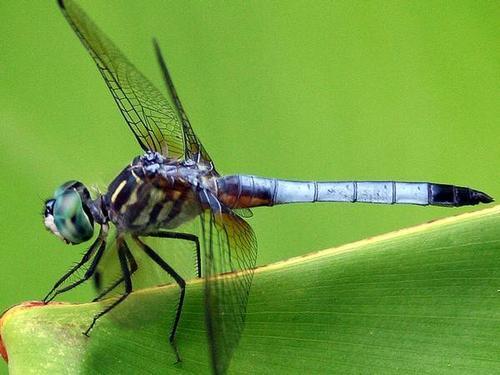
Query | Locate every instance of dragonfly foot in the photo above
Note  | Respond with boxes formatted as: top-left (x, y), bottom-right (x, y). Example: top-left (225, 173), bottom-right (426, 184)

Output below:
top-left (170, 339), bottom-right (182, 364)
top-left (83, 318), bottom-right (97, 337)
top-left (42, 294), bottom-right (54, 305)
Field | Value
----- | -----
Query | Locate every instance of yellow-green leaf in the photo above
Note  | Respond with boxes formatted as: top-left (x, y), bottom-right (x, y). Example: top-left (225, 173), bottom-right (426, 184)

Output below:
top-left (2, 206), bottom-right (499, 374)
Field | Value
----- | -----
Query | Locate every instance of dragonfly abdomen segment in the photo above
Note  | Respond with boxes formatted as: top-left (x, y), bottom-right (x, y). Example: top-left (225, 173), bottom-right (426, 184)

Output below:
top-left (216, 175), bottom-right (275, 208)
top-left (217, 175), bottom-right (493, 208)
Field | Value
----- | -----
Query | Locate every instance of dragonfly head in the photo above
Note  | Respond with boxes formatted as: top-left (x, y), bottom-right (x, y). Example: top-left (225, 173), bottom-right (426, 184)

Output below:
top-left (43, 181), bottom-right (95, 245)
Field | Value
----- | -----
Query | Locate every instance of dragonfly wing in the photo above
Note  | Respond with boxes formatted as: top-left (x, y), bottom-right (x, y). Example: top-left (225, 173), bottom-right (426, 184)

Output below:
top-left (232, 208), bottom-right (254, 219)
top-left (153, 40), bottom-right (215, 169)
top-left (58, 0), bottom-right (184, 158)
top-left (198, 190), bottom-right (257, 374)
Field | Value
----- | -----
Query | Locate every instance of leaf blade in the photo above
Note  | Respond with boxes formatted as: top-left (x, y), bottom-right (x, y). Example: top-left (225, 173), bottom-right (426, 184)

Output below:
top-left (2, 206), bottom-right (500, 374)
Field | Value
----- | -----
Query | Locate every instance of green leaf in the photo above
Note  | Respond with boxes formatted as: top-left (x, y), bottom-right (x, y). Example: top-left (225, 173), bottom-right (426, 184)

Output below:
top-left (2, 206), bottom-right (500, 374)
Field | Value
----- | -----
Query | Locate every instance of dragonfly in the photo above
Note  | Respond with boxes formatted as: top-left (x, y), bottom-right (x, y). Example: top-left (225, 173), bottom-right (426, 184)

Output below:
top-left (42, 1), bottom-right (494, 374)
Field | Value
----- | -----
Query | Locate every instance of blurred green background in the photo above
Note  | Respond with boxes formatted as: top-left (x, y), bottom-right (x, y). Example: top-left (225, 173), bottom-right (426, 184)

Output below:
top-left (0, 1), bottom-right (498, 372)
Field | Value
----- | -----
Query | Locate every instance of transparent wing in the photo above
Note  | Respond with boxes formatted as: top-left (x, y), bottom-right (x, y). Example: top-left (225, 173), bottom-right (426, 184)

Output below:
top-left (153, 40), bottom-right (215, 169)
top-left (58, 0), bottom-right (184, 158)
top-left (232, 208), bottom-right (253, 219)
top-left (199, 190), bottom-right (257, 374)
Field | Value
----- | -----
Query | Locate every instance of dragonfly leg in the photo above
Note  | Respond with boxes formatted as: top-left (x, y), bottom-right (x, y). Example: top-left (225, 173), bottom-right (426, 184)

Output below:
top-left (83, 239), bottom-right (132, 337)
top-left (134, 236), bottom-right (185, 363)
top-left (93, 231), bottom-right (199, 303)
top-left (92, 247), bottom-right (138, 302)
top-left (145, 231), bottom-right (201, 278)
top-left (43, 238), bottom-right (106, 303)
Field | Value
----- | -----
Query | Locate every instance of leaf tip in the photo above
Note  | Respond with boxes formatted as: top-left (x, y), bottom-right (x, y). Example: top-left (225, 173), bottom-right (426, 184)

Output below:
top-left (0, 301), bottom-right (55, 363)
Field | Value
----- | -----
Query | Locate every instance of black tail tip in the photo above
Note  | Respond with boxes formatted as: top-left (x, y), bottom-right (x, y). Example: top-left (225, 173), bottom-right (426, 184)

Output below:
top-left (471, 190), bottom-right (494, 205)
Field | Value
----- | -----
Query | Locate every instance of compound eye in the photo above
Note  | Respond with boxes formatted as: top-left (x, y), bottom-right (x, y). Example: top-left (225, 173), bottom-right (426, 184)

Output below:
top-left (53, 190), bottom-right (94, 244)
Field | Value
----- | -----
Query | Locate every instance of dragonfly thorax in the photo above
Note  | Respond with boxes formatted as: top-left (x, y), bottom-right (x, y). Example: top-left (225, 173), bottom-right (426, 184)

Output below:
top-left (103, 152), bottom-right (212, 233)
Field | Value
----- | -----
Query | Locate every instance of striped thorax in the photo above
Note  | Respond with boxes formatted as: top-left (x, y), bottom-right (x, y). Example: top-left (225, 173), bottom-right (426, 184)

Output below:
top-left (105, 152), bottom-right (213, 233)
